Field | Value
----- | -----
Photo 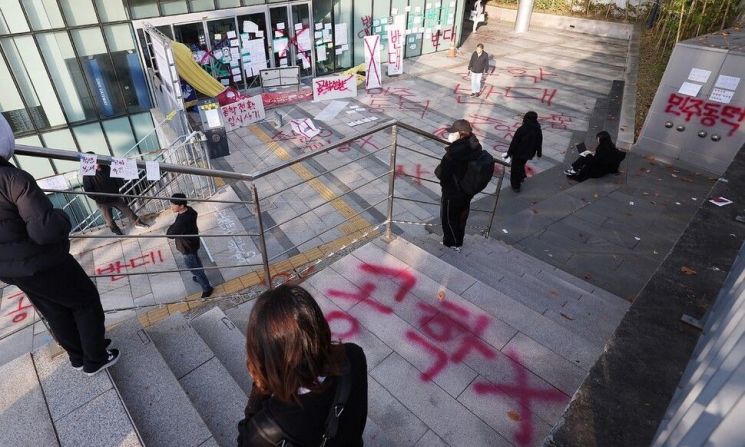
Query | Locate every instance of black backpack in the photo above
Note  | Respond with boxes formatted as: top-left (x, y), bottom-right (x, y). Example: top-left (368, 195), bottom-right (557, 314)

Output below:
top-left (457, 150), bottom-right (495, 196)
top-left (248, 364), bottom-right (352, 447)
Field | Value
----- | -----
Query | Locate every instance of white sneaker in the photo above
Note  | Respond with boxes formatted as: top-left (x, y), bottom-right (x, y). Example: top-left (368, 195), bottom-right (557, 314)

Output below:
top-left (451, 246), bottom-right (462, 253)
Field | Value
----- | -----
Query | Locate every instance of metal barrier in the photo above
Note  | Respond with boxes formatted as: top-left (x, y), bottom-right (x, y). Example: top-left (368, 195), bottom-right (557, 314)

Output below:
top-left (4, 120), bottom-right (509, 341)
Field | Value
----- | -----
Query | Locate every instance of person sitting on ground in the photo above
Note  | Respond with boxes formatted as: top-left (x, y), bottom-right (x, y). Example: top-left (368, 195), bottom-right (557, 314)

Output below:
top-left (237, 285), bottom-right (368, 447)
top-left (564, 131), bottom-right (626, 182)
top-left (82, 152), bottom-right (149, 235)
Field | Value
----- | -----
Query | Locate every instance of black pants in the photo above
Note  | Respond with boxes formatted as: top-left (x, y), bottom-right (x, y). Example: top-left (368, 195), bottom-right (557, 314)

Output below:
top-left (1, 254), bottom-right (107, 368)
top-left (441, 195), bottom-right (471, 247)
top-left (569, 155), bottom-right (594, 182)
top-left (510, 158), bottom-right (527, 189)
top-left (98, 199), bottom-right (139, 230)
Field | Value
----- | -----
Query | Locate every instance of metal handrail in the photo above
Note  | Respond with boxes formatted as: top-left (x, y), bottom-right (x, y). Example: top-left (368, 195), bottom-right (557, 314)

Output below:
top-left (8, 120), bottom-right (508, 315)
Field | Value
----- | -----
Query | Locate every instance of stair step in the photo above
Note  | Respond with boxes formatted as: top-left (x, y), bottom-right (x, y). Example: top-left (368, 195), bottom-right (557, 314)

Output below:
top-left (0, 354), bottom-right (58, 446)
top-left (108, 318), bottom-right (214, 447)
top-left (148, 313), bottom-right (246, 447)
top-left (191, 307), bottom-right (253, 394)
top-left (32, 343), bottom-right (142, 446)
top-left (224, 300), bottom-right (257, 337)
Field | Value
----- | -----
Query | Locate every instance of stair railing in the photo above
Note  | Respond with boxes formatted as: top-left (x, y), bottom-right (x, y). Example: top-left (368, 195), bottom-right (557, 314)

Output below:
top-left (1, 121), bottom-right (509, 343)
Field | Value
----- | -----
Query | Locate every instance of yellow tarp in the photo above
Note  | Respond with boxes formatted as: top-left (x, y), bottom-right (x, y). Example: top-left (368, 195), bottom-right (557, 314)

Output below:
top-left (171, 41), bottom-right (225, 97)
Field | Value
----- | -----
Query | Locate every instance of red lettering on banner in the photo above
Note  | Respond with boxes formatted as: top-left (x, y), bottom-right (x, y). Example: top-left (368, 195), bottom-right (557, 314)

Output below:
top-left (665, 93), bottom-right (745, 136)
top-left (316, 79), bottom-right (350, 95)
top-left (96, 249), bottom-right (166, 282)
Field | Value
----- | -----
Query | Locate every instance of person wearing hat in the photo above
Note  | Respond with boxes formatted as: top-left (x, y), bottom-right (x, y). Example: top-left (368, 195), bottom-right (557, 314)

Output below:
top-left (506, 111), bottom-right (543, 192)
top-left (435, 119), bottom-right (483, 252)
top-left (167, 193), bottom-right (213, 298)
top-left (0, 115), bottom-right (118, 376)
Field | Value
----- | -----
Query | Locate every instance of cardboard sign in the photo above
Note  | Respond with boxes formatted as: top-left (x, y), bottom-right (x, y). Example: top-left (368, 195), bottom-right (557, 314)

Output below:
top-left (364, 35), bottom-right (382, 90)
top-left (312, 74), bottom-right (357, 101)
top-left (220, 95), bottom-right (266, 131)
top-left (79, 153), bottom-right (97, 177)
top-left (387, 15), bottom-right (405, 76)
top-left (290, 118), bottom-right (321, 139)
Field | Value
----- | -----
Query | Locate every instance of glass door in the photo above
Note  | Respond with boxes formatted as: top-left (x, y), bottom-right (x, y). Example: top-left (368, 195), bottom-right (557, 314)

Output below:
top-left (269, 3), bottom-right (314, 77)
top-left (269, 6), bottom-right (291, 68)
top-left (290, 3), bottom-right (313, 78)
top-left (206, 18), bottom-right (241, 89)
top-left (236, 11), bottom-right (270, 88)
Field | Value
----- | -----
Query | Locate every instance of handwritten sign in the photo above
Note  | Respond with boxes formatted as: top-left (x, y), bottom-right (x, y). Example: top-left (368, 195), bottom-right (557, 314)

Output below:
top-left (110, 158), bottom-right (138, 180)
top-left (37, 174), bottom-right (68, 192)
top-left (79, 153), bottom-right (97, 177)
top-left (312, 74), bottom-right (357, 101)
top-left (364, 35), bottom-right (382, 90)
top-left (220, 95), bottom-right (266, 132)
top-left (387, 15), bottom-right (405, 76)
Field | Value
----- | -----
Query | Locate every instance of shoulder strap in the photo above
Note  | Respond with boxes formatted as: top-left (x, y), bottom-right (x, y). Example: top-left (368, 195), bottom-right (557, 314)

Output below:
top-left (320, 361), bottom-right (352, 447)
top-left (249, 408), bottom-right (303, 447)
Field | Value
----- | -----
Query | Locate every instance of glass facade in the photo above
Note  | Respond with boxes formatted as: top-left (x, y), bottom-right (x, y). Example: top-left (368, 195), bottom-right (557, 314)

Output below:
top-left (0, 0), bottom-right (464, 177)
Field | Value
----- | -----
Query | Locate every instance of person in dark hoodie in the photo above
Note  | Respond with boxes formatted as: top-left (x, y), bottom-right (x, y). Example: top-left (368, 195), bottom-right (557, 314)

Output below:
top-left (506, 111), bottom-right (543, 192)
top-left (467, 43), bottom-right (489, 97)
top-left (82, 152), bottom-right (149, 236)
top-left (435, 119), bottom-right (482, 252)
top-left (564, 130), bottom-right (625, 182)
top-left (0, 115), bottom-right (118, 376)
top-left (166, 193), bottom-right (213, 298)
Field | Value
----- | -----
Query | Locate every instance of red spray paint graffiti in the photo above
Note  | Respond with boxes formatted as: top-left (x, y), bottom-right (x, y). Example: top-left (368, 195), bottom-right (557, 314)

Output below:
top-left (454, 84), bottom-right (558, 106)
top-left (665, 93), bottom-right (745, 136)
top-left (395, 164), bottom-right (430, 186)
top-left (96, 249), bottom-right (166, 281)
top-left (366, 87), bottom-right (431, 119)
top-left (2, 291), bottom-right (34, 324)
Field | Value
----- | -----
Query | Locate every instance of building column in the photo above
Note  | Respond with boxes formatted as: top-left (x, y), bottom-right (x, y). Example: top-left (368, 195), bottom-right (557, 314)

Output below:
top-left (514, 0), bottom-right (535, 33)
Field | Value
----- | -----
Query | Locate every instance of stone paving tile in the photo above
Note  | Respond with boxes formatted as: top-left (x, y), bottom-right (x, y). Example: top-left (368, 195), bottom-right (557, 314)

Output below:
top-left (414, 430), bottom-right (449, 447)
top-left (367, 376), bottom-right (429, 446)
top-left (370, 353), bottom-right (511, 447)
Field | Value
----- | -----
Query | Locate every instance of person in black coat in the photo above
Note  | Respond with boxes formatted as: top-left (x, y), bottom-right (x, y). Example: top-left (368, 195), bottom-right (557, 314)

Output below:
top-left (82, 152), bottom-right (149, 235)
top-left (238, 285), bottom-right (368, 447)
top-left (435, 119), bottom-right (482, 251)
top-left (467, 43), bottom-right (489, 97)
top-left (0, 115), bottom-right (118, 376)
top-left (564, 131), bottom-right (626, 182)
top-left (166, 193), bottom-right (213, 298)
top-left (506, 111), bottom-right (543, 192)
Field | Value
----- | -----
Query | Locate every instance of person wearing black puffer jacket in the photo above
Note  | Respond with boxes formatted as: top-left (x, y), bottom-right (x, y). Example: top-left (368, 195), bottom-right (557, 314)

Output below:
top-left (506, 111), bottom-right (543, 192)
top-left (435, 119), bottom-right (482, 252)
top-left (0, 115), bottom-right (118, 376)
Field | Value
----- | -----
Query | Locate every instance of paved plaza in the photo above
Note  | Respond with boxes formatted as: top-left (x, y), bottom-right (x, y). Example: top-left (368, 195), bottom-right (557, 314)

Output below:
top-left (3, 16), bottom-right (712, 447)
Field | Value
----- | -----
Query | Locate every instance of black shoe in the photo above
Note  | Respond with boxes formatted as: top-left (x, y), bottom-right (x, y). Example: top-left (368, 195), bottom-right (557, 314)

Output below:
top-left (470, 93), bottom-right (476, 97)
top-left (512, 186), bottom-right (521, 193)
top-left (83, 349), bottom-right (120, 376)
top-left (475, 93), bottom-right (481, 97)
top-left (111, 227), bottom-right (123, 235)
top-left (192, 276), bottom-right (198, 283)
top-left (134, 220), bottom-right (150, 229)
top-left (201, 288), bottom-right (214, 298)
top-left (72, 338), bottom-right (112, 370)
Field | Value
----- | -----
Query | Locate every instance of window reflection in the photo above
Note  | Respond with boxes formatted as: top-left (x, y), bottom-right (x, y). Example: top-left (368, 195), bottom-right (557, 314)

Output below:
top-left (71, 28), bottom-right (126, 118)
top-left (21, 0), bottom-right (65, 30)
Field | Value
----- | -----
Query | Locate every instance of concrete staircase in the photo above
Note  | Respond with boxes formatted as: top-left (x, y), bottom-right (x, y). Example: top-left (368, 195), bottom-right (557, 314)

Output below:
top-left (0, 234), bottom-right (629, 446)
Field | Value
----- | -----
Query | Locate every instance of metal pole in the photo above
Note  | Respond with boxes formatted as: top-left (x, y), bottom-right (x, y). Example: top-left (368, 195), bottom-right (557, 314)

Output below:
top-left (383, 125), bottom-right (399, 242)
top-left (515, 0), bottom-right (535, 33)
top-left (485, 165), bottom-right (506, 238)
top-left (252, 183), bottom-right (273, 289)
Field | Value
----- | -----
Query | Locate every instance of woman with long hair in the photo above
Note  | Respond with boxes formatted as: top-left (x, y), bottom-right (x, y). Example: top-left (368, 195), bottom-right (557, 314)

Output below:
top-left (237, 285), bottom-right (368, 447)
top-left (564, 130), bottom-right (625, 182)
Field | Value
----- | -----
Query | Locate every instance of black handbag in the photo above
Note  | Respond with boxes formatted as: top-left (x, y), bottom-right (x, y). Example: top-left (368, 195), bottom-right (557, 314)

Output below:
top-left (249, 365), bottom-right (352, 447)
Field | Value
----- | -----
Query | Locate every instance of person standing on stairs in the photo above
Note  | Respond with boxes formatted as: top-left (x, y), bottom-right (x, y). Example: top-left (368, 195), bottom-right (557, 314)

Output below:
top-left (0, 116), bottom-right (119, 376)
top-left (166, 193), bottom-right (214, 298)
top-left (467, 43), bottom-right (489, 97)
top-left (435, 119), bottom-right (482, 252)
top-left (82, 152), bottom-right (150, 235)
top-left (506, 111), bottom-right (543, 192)
top-left (238, 285), bottom-right (368, 447)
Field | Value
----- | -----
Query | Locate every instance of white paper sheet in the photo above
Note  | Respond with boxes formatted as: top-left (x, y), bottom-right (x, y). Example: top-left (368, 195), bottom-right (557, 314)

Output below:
top-left (79, 153), bottom-right (97, 177)
top-left (687, 68), bottom-right (711, 83)
top-left (334, 23), bottom-right (348, 46)
top-left (715, 75), bottom-right (740, 91)
top-left (316, 45), bottom-right (327, 62)
top-left (145, 161), bottom-right (160, 181)
top-left (709, 87), bottom-right (735, 104)
top-left (678, 82), bottom-right (702, 97)
top-left (37, 174), bottom-right (68, 191)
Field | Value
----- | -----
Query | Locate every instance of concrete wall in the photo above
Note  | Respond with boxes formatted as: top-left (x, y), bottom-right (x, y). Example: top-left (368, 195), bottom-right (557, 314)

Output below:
top-left (652, 242), bottom-right (745, 445)
top-left (486, 5), bottom-right (634, 39)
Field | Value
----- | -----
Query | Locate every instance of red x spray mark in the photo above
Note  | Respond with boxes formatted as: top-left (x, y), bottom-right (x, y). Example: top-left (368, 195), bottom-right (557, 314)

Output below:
top-left (473, 350), bottom-right (566, 447)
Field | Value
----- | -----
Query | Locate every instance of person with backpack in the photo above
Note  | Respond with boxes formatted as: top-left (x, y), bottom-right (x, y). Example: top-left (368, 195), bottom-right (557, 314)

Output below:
top-left (506, 111), bottom-right (543, 192)
top-left (435, 119), bottom-right (491, 252)
top-left (237, 285), bottom-right (368, 447)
